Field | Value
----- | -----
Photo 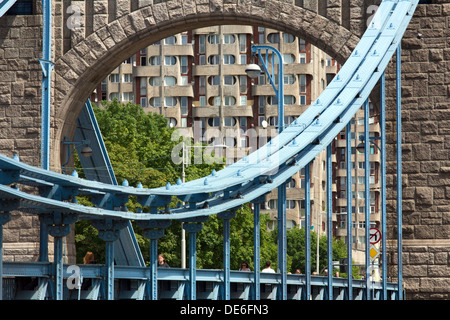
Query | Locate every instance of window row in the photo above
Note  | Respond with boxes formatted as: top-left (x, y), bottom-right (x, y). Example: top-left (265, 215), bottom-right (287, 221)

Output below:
top-left (198, 34), bottom-right (248, 53)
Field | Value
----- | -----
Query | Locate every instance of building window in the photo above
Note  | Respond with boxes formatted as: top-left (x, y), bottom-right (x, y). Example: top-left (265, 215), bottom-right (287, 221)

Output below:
top-left (299, 39), bottom-right (306, 51)
top-left (208, 55), bottom-right (220, 65)
top-left (140, 56), bottom-right (147, 66)
top-left (208, 96), bottom-right (221, 106)
top-left (223, 34), bottom-right (235, 44)
top-left (123, 74), bottom-right (132, 83)
top-left (109, 74), bottom-right (120, 83)
top-left (284, 74), bottom-right (296, 85)
top-left (168, 118), bottom-right (177, 127)
top-left (224, 96), bottom-right (236, 106)
top-left (208, 76), bottom-right (220, 86)
top-left (238, 34), bottom-right (247, 52)
top-left (239, 117), bottom-right (247, 130)
top-left (208, 34), bottom-right (220, 44)
top-left (282, 54), bottom-right (295, 64)
top-left (165, 97), bottom-right (177, 107)
top-left (283, 33), bottom-right (295, 43)
top-left (180, 56), bottom-right (188, 74)
top-left (239, 76), bottom-right (247, 94)
top-left (299, 53), bottom-right (307, 64)
top-left (198, 76), bottom-right (206, 94)
top-left (267, 199), bottom-right (278, 210)
top-left (109, 92), bottom-right (119, 100)
top-left (208, 117), bottom-right (220, 127)
top-left (140, 97), bottom-right (147, 108)
top-left (240, 54), bottom-right (247, 65)
top-left (164, 36), bottom-right (176, 45)
top-left (180, 76), bottom-right (189, 86)
top-left (164, 76), bottom-right (177, 86)
top-left (180, 97), bottom-right (188, 115)
top-left (199, 96), bottom-right (206, 107)
top-left (181, 34), bottom-right (189, 45)
top-left (287, 200), bottom-right (296, 210)
top-left (284, 95), bottom-right (296, 105)
top-left (240, 136), bottom-right (248, 148)
top-left (198, 35), bottom-right (206, 53)
top-left (149, 56), bottom-right (161, 66)
top-left (164, 56), bottom-right (177, 66)
top-left (224, 75), bottom-right (236, 85)
top-left (149, 77), bottom-right (161, 86)
top-left (267, 33), bottom-right (280, 44)
top-left (258, 116), bottom-right (266, 127)
top-left (224, 117), bottom-right (236, 127)
top-left (300, 95), bottom-right (307, 105)
top-left (150, 97), bottom-right (161, 107)
top-left (122, 92), bottom-right (134, 101)
top-left (223, 55), bottom-right (236, 65)
top-left (240, 96), bottom-right (247, 106)
top-left (299, 75), bottom-right (307, 93)
top-left (286, 178), bottom-right (295, 188)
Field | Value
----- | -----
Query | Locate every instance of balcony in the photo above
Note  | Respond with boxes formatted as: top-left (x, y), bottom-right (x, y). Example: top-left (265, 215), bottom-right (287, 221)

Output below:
top-left (191, 105), bottom-right (254, 118)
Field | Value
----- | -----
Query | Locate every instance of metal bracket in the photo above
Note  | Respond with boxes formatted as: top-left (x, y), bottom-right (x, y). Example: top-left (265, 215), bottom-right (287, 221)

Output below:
top-left (38, 58), bottom-right (55, 78)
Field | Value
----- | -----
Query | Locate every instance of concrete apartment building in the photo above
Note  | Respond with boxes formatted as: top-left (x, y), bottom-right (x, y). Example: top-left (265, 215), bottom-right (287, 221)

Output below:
top-left (90, 25), bottom-right (381, 266)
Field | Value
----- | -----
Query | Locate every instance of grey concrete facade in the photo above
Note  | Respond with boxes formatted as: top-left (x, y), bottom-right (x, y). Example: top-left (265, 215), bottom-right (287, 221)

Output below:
top-left (0, 0), bottom-right (448, 299)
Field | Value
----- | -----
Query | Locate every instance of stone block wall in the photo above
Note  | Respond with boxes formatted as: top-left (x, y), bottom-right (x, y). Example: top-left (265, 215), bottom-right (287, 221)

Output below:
top-left (384, 2), bottom-right (450, 300)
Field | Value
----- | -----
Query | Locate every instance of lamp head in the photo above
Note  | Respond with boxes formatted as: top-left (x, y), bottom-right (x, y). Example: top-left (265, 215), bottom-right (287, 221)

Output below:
top-left (245, 64), bottom-right (262, 79)
top-left (81, 146), bottom-right (93, 157)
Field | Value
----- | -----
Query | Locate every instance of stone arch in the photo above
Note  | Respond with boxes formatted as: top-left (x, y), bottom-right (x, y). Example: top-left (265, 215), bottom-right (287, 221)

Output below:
top-left (52, 1), bottom-right (363, 166)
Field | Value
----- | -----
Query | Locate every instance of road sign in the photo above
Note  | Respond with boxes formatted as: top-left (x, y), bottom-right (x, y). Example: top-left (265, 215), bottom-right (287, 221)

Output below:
top-left (369, 227), bottom-right (381, 245)
top-left (370, 245), bottom-right (380, 262)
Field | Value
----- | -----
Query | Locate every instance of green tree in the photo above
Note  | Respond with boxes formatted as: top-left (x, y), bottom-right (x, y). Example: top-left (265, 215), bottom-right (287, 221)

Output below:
top-left (285, 227), bottom-right (347, 274)
top-left (74, 100), bottom-right (224, 263)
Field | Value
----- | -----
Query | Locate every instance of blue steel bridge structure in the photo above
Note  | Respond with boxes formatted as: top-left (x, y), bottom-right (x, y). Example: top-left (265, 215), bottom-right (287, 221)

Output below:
top-left (0, 0), bottom-right (418, 300)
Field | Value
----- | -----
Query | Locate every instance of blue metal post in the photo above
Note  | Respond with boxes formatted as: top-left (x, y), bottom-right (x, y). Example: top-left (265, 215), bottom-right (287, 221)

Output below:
top-left (396, 44), bottom-right (403, 300)
top-left (183, 222), bottom-right (204, 300)
top-left (253, 202), bottom-right (261, 300)
top-left (346, 121), bottom-right (353, 299)
top-left (326, 144), bottom-right (333, 300)
top-left (54, 236), bottom-right (64, 300)
top-left (224, 218), bottom-right (231, 300)
top-left (105, 241), bottom-right (115, 300)
top-left (138, 222), bottom-right (171, 300)
top-left (0, 213), bottom-right (11, 301)
top-left (305, 162), bottom-right (311, 300)
top-left (189, 231), bottom-right (197, 300)
top-left (40, 0), bottom-right (52, 170)
top-left (364, 99), bottom-right (370, 299)
top-left (38, 0), bottom-right (54, 263)
top-left (252, 44), bottom-right (286, 299)
top-left (277, 183), bottom-right (287, 300)
top-left (380, 72), bottom-right (387, 299)
top-left (149, 239), bottom-right (158, 300)
top-left (219, 211), bottom-right (236, 300)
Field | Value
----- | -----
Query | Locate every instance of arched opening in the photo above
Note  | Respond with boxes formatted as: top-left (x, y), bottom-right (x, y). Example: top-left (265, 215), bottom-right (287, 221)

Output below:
top-left (53, 4), bottom-right (362, 168)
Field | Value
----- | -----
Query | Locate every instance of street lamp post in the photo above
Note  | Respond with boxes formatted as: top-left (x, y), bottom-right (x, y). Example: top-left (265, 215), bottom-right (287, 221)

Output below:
top-left (246, 44), bottom-right (287, 300)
